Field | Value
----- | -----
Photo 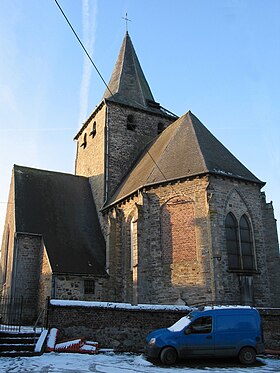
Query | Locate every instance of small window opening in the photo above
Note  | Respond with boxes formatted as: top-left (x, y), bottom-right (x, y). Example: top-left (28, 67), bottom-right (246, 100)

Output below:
top-left (127, 114), bottom-right (136, 131)
top-left (158, 122), bottom-right (164, 134)
top-left (80, 133), bottom-right (87, 148)
top-left (84, 279), bottom-right (95, 294)
top-left (90, 121), bottom-right (97, 138)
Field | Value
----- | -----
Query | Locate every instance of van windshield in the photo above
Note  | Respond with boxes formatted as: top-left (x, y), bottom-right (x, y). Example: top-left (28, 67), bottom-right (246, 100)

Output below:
top-left (168, 315), bottom-right (192, 332)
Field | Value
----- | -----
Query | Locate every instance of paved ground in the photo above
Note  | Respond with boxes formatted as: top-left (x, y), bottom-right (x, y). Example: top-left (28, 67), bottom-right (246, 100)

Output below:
top-left (0, 352), bottom-right (280, 372)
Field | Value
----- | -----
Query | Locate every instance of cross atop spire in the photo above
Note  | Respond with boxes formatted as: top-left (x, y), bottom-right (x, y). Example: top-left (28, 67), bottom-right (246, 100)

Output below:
top-left (122, 12), bottom-right (131, 32)
top-left (102, 32), bottom-right (156, 109)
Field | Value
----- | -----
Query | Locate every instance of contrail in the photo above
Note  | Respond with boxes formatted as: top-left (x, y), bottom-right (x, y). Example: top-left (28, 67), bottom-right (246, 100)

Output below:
top-left (79, 0), bottom-right (98, 127)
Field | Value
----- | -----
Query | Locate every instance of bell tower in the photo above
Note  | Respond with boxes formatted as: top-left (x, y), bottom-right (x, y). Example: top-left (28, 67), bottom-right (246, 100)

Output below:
top-left (74, 32), bottom-right (177, 212)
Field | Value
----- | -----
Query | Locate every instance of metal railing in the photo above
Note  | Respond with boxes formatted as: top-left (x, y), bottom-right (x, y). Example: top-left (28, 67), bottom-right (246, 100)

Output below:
top-left (0, 296), bottom-right (23, 332)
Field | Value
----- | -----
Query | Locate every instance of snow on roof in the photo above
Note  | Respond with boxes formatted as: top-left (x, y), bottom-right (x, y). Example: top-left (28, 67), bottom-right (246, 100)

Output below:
top-left (202, 305), bottom-right (254, 311)
top-left (50, 299), bottom-right (192, 312)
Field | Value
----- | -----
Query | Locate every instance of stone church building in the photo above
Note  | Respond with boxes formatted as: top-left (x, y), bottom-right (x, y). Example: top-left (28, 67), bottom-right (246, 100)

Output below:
top-left (1, 32), bottom-right (279, 321)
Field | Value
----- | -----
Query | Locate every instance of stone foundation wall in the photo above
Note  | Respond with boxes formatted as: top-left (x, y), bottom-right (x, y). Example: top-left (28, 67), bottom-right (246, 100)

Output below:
top-left (47, 301), bottom-right (280, 352)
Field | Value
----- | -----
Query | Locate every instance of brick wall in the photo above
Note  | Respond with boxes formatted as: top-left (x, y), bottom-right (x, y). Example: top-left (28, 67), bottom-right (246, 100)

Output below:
top-left (47, 302), bottom-right (280, 352)
top-left (104, 173), bottom-right (279, 308)
top-left (105, 176), bottom-right (213, 306)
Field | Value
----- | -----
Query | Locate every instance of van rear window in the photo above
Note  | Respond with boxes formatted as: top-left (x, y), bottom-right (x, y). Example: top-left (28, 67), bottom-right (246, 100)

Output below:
top-left (216, 315), bottom-right (257, 332)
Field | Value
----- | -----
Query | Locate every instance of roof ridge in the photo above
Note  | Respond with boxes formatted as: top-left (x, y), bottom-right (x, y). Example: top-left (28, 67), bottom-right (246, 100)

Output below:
top-left (115, 33), bottom-right (127, 97)
top-left (186, 111), bottom-right (208, 172)
top-left (131, 41), bottom-right (145, 107)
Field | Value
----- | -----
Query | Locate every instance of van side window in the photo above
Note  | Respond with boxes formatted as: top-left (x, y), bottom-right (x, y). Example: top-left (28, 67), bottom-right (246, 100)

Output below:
top-left (189, 316), bottom-right (212, 334)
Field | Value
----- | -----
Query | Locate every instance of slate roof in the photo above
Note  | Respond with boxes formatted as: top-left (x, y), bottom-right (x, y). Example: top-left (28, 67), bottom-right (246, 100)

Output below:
top-left (105, 111), bottom-right (264, 208)
top-left (14, 165), bottom-right (107, 276)
top-left (103, 32), bottom-right (176, 117)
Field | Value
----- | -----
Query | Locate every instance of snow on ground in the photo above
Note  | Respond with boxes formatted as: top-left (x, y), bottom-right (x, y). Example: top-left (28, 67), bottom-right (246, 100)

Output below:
top-left (0, 352), bottom-right (279, 373)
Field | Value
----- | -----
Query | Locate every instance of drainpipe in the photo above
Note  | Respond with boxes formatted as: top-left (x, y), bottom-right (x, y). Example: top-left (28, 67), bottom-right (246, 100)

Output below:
top-left (206, 189), bottom-right (217, 304)
top-left (104, 105), bottom-right (109, 205)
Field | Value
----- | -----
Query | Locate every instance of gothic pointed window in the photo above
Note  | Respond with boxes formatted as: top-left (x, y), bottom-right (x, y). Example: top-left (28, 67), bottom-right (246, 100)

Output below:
top-left (225, 213), bottom-right (256, 271)
top-left (225, 213), bottom-right (240, 270)
top-left (240, 215), bottom-right (255, 270)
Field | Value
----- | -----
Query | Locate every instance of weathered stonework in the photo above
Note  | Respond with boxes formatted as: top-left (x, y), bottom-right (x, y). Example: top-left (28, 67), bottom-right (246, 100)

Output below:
top-left (53, 275), bottom-right (105, 301)
top-left (208, 176), bottom-right (272, 307)
top-left (0, 172), bottom-right (16, 298)
top-left (103, 173), bottom-right (279, 308)
top-left (47, 302), bottom-right (280, 352)
top-left (75, 100), bottom-right (174, 227)
top-left (1, 31), bottom-right (279, 329)
top-left (104, 177), bottom-right (214, 306)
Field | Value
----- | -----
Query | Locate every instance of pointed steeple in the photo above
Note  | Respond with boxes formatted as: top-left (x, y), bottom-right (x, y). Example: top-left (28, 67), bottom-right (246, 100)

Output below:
top-left (103, 32), bottom-right (157, 110)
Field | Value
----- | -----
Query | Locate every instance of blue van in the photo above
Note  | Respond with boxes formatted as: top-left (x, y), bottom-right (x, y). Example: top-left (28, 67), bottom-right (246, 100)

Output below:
top-left (146, 306), bottom-right (264, 365)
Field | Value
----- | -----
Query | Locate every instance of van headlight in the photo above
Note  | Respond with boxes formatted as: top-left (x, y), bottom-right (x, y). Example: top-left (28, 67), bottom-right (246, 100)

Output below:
top-left (149, 338), bottom-right (156, 346)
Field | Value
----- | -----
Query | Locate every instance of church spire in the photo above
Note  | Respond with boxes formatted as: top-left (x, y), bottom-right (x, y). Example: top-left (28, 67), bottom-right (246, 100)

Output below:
top-left (103, 32), bottom-right (156, 109)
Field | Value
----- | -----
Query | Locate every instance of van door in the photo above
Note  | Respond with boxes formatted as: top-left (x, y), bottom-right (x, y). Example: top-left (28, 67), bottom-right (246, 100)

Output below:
top-left (215, 314), bottom-right (257, 357)
top-left (179, 316), bottom-right (215, 358)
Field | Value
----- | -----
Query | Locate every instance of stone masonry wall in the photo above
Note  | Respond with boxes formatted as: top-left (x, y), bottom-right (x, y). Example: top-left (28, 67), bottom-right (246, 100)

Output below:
top-left (14, 233), bottom-right (42, 323)
top-left (0, 170), bottom-right (16, 298)
top-left (47, 302), bottom-right (280, 352)
top-left (47, 302), bottom-right (190, 352)
top-left (53, 275), bottom-right (106, 302)
top-left (74, 101), bottom-right (174, 220)
top-left (38, 245), bottom-right (52, 313)
top-left (208, 176), bottom-right (272, 307)
top-left (261, 195), bottom-right (280, 308)
top-left (75, 103), bottom-right (106, 214)
top-left (106, 101), bottom-right (175, 200)
top-left (105, 176), bottom-right (213, 306)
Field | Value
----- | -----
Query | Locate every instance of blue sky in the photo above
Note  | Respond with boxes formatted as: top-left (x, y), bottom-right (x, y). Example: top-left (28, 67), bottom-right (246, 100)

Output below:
top-left (0, 0), bottom-right (279, 242)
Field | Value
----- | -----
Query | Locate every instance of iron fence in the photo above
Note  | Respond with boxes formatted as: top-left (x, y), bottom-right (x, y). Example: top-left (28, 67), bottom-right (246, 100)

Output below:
top-left (0, 296), bottom-right (23, 332)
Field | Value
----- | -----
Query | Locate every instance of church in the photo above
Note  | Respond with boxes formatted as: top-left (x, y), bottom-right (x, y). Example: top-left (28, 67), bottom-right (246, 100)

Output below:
top-left (1, 32), bottom-right (279, 322)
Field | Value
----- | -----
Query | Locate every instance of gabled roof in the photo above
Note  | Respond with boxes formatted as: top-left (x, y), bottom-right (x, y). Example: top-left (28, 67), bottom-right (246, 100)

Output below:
top-left (14, 165), bottom-right (107, 276)
top-left (103, 32), bottom-right (174, 116)
top-left (105, 111), bottom-right (264, 208)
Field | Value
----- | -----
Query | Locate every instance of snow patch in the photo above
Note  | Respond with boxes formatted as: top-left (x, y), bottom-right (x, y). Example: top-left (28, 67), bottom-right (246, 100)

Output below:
top-left (50, 299), bottom-right (191, 311)
top-left (35, 329), bottom-right (48, 353)
top-left (46, 328), bottom-right (59, 351)
top-left (168, 315), bottom-right (191, 332)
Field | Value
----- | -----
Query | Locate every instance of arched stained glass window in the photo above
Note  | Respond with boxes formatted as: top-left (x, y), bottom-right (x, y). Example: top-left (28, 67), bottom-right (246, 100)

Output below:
top-left (225, 213), bottom-right (240, 269)
top-left (240, 215), bottom-right (255, 270)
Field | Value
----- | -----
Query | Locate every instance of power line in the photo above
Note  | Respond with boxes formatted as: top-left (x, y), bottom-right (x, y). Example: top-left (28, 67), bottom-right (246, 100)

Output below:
top-left (54, 0), bottom-right (114, 98)
top-left (54, 1), bottom-right (177, 195)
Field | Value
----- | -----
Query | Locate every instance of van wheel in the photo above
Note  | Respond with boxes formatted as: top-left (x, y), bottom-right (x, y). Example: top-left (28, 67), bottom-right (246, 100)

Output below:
top-left (160, 347), bottom-right (177, 365)
top-left (238, 347), bottom-right (256, 365)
